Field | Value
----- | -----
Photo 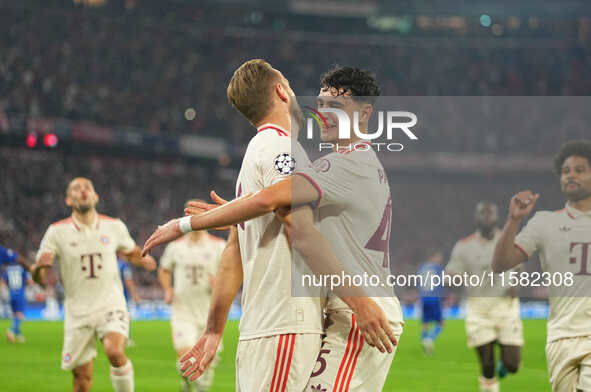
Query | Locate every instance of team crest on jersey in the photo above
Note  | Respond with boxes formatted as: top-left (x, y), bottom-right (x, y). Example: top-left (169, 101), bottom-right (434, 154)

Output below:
top-left (100, 235), bottom-right (110, 245)
top-left (312, 158), bottom-right (331, 173)
top-left (559, 225), bottom-right (571, 232)
top-left (274, 153), bottom-right (296, 175)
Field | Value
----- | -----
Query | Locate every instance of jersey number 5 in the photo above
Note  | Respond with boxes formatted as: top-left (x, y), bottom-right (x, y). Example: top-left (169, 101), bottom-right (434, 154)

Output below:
top-left (365, 196), bottom-right (392, 268)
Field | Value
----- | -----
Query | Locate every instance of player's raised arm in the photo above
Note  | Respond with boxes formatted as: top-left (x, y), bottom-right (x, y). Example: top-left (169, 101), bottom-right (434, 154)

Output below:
top-left (179, 226), bottom-right (243, 381)
top-left (142, 175), bottom-right (319, 256)
top-left (492, 190), bottom-right (539, 273)
top-left (184, 175), bottom-right (319, 227)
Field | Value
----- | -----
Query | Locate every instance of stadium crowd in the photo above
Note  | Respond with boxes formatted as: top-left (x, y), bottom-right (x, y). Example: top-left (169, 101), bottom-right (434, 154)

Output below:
top-left (0, 147), bottom-right (563, 299)
top-left (1, 2), bottom-right (591, 152)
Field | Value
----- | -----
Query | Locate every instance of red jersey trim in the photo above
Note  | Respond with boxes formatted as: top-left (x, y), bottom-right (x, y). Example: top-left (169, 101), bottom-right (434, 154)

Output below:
top-left (51, 217), bottom-right (72, 226)
top-left (52, 217), bottom-right (81, 232)
top-left (458, 233), bottom-right (478, 243)
top-left (514, 243), bottom-right (530, 259)
top-left (98, 214), bottom-right (117, 221)
top-left (258, 126), bottom-right (288, 137)
top-left (293, 172), bottom-right (323, 209)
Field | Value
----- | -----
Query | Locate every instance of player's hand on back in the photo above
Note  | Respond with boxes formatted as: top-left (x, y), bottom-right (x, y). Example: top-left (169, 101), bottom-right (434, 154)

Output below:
top-left (349, 297), bottom-right (397, 354)
top-left (140, 254), bottom-right (157, 271)
top-left (141, 219), bottom-right (184, 256)
top-left (509, 190), bottom-right (539, 222)
top-left (178, 332), bottom-right (222, 381)
top-left (184, 191), bottom-right (231, 231)
top-left (184, 191), bottom-right (228, 215)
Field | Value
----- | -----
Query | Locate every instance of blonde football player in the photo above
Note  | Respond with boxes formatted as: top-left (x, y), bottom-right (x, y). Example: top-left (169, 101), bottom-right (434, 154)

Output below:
top-left (143, 65), bottom-right (402, 391)
top-left (492, 140), bottom-right (591, 392)
top-left (31, 177), bottom-right (156, 392)
top-left (158, 200), bottom-right (225, 392)
top-left (146, 60), bottom-right (325, 391)
top-left (142, 60), bottom-right (394, 391)
top-left (446, 201), bottom-right (523, 392)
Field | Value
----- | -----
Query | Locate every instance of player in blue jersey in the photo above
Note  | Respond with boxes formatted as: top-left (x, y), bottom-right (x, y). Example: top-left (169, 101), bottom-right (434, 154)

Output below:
top-left (417, 250), bottom-right (445, 355)
top-left (0, 244), bottom-right (32, 270)
top-left (3, 263), bottom-right (32, 343)
top-left (118, 259), bottom-right (140, 347)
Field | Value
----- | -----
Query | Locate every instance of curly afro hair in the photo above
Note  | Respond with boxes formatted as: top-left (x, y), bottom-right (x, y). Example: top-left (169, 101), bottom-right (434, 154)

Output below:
top-left (319, 65), bottom-right (380, 104)
top-left (553, 139), bottom-right (591, 175)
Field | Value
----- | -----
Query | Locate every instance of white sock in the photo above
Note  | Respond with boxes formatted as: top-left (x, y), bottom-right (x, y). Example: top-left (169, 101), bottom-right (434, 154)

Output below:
top-left (110, 360), bottom-right (134, 392)
top-left (479, 376), bottom-right (499, 392)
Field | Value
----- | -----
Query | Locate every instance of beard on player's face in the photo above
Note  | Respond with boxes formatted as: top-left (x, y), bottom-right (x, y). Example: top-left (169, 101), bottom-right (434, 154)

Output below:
top-left (561, 175), bottom-right (591, 202)
top-left (475, 207), bottom-right (498, 232)
top-left (477, 221), bottom-right (497, 233)
top-left (563, 185), bottom-right (591, 202)
top-left (73, 203), bottom-right (92, 214)
top-left (69, 194), bottom-right (97, 214)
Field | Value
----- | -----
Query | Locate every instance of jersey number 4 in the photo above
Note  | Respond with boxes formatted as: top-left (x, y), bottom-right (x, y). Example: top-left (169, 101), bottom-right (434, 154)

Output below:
top-left (365, 196), bottom-right (392, 268)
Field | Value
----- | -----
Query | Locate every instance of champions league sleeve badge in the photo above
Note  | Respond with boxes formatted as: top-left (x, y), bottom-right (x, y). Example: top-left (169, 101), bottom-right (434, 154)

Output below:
top-left (274, 153), bottom-right (296, 175)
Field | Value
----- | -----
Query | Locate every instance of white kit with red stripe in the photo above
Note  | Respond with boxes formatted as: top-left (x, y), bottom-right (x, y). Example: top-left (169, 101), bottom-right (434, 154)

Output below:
top-left (295, 142), bottom-right (404, 319)
top-left (159, 234), bottom-right (225, 326)
top-left (296, 143), bottom-right (404, 391)
top-left (446, 229), bottom-right (512, 298)
top-left (37, 214), bottom-right (136, 329)
top-left (236, 332), bottom-right (321, 392)
top-left (235, 123), bottom-right (323, 341)
top-left (304, 311), bottom-right (401, 391)
top-left (515, 203), bottom-right (591, 343)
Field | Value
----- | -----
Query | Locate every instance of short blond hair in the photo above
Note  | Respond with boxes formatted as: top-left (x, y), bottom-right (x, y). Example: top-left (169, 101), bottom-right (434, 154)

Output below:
top-left (227, 59), bottom-right (278, 125)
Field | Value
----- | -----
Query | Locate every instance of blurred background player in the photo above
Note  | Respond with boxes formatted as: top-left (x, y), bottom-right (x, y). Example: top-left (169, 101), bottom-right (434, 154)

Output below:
top-left (417, 250), bottom-right (445, 355)
top-left (118, 258), bottom-right (140, 347)
top-left (3, 262), bottom-right (33, 343)
top-left (446, 201), bottom-right (523, 392)
top-left (0, 244), bottom-right (32, 271)
top-left (158, 200), bottom-right (225, 392)
top-left (493, 139), bottom-right (591, 391)
top-left (31, 177), bottom-right (157, 392)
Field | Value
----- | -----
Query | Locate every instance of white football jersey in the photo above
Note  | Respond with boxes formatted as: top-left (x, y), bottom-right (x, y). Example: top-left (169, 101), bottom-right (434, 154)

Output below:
top-left (446, 230), bottom-right (514, 298)
top-left (515, 204), bottom-right (591, 343)
top-left (235, 123), bottom-right (323, 340)
top-left (296, 143), bottom-right (403, 323)
top-left (160, 233), bottom-right (225, 324)
top-left (37, 214), bottom-right (136, 329)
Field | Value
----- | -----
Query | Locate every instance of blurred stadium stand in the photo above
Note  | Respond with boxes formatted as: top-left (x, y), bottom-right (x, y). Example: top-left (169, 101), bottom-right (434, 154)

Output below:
top-left (1, 0), bottom-right (589, 302)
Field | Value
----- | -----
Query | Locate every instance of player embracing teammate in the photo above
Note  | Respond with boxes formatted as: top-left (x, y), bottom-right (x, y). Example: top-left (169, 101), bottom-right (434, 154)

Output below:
top-left (142, 61), bottom-right (402, 391)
